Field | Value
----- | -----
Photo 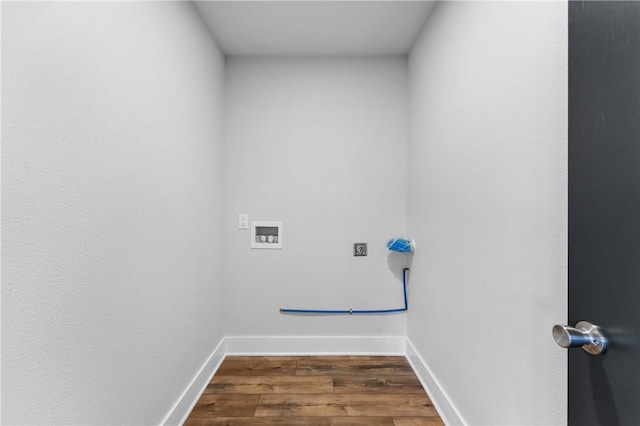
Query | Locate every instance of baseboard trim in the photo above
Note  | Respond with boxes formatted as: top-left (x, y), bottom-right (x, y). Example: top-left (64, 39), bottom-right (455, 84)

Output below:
top-left (405, 338), bottom-right (465, 425)
top-left (161, 338), bottom-right (226, 426)
top-left (224, 335), bottom-right (407, 355)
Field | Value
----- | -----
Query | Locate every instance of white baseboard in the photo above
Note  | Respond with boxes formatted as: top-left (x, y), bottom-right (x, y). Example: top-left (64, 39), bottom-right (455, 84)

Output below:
top-left (161, 338), bottom-right (226, 426)
top-left (224, 335), bottom-right (407, 355)
top-left (405, 338), bottom-right (465, 426)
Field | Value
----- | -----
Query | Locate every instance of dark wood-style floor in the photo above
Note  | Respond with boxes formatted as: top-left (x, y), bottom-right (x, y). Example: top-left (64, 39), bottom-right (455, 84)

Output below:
top-left (185, 356), bottom-right (444, 426)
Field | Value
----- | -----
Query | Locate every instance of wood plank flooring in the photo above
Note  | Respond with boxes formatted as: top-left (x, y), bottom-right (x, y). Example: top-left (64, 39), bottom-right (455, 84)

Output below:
top-left (185, 356), bottom-right (444, 426)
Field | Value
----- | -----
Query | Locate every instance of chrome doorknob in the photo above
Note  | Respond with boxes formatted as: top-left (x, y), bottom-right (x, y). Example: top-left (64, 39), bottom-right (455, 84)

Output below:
top-left (552, 321), bottom-right (607, 355)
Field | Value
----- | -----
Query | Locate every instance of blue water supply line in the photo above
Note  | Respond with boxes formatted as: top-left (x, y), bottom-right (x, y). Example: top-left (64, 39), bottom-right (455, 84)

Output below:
top-left (279, 267), bottom-right (409, 315)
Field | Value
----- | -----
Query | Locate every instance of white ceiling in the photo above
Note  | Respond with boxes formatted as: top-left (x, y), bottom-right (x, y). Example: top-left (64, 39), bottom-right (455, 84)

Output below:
top-left (193, 1), bottom-right (436, 56)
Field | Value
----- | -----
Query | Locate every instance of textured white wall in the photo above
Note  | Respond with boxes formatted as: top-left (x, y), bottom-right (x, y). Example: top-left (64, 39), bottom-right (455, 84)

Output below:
top-left (224, 57), bottom-right (409, 337)
top-left (407, 2), bottom-right (567, 424)
top-left (1, 2), bottom-right (225, 424)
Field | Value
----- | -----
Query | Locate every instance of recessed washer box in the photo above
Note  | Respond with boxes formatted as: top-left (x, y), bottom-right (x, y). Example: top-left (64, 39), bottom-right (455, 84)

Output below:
top-left (251, 221), bottom-right (282, 249)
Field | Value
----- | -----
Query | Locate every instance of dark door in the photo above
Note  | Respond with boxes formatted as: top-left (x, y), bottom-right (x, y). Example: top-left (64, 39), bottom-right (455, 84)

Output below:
top-left (568, 1), bottom-right (640, 425)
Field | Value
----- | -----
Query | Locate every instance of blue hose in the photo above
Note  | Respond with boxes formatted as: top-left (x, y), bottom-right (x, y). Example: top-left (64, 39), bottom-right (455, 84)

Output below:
top-left (280, 268), bottom-right (409, 315)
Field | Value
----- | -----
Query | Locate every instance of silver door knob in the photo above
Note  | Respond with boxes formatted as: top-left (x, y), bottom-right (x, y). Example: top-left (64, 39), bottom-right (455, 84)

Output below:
top-left (552, 321), bottom-right (607, 355)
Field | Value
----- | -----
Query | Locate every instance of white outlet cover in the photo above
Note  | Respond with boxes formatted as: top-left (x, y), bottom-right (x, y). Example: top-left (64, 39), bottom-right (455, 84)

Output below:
top-left (238, 214), bottom-right (249, 229)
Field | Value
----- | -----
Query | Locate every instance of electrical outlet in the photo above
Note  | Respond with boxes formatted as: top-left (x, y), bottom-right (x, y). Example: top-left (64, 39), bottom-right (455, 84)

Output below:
top-left (238, 214), bottom-right (249, 229)
top-left (353, 243), bottom-right (367, 257)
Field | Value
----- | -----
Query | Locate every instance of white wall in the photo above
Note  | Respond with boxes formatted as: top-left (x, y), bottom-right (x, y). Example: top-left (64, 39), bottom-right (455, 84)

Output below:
top-left (407, 2), bottom-right (567, 425)
top-left (224, 57), bottom-right (409, 338)
top-left (1, 2), bottom-right (225, 424)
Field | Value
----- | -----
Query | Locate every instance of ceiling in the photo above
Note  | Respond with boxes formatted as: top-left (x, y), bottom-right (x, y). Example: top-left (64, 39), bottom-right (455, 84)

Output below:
top-left (193, 1), bottom-right (436, 56)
